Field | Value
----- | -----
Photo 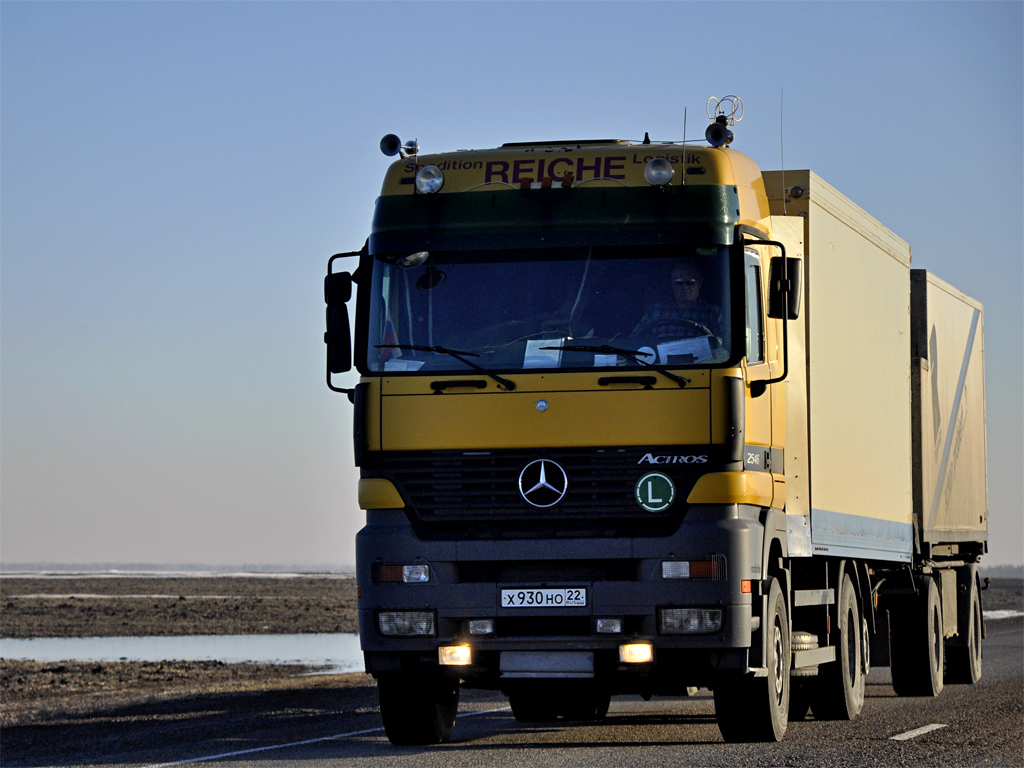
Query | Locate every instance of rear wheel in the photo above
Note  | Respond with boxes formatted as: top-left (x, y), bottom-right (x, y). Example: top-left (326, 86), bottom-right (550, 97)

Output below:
top-left (946, 573), bottom-right (983, 684)
top-left (811, 573), bottom-right (865, 720)
top-left (890, 576), bottom-right (944, 697)
top-left (378, 675), bottom-right (459, 745)
top-left (714, 577), bottom-right (789, 742)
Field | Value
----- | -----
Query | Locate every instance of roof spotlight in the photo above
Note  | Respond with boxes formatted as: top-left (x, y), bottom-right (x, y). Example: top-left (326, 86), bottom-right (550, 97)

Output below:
top-left (644, 157), bottom-right (675, 186)
top-left (415, 165), bottom-right (444, 194)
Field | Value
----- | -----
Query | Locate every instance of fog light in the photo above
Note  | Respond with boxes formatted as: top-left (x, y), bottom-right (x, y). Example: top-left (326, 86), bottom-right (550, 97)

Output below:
top-left (659, 608), bottom-right (723, 635)
top-left (415, 165), bottom-right (444, 194)
top-left (378, 610), bottom-right (436, 636)
top-left (439, 645), bottom-right (472, 666)
top-left (619, 642), bottom-right (654, 664)
top-left (596, 618), bottom-right (623, 634)
top-left (468, 619), bottom-right (494, 636)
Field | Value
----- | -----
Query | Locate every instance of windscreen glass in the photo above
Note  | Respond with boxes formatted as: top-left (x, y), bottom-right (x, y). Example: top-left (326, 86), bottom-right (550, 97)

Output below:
top-left (365, 245), bottom-right (732, 373)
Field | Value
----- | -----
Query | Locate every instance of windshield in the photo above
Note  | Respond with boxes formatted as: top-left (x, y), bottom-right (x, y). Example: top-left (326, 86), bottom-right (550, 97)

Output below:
top-left (365, 245), bottom-right (733, 374)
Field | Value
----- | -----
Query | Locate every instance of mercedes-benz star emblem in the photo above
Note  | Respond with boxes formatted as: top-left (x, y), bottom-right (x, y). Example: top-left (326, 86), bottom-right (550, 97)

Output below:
top-left (518, 459), bottom-right (568, 508)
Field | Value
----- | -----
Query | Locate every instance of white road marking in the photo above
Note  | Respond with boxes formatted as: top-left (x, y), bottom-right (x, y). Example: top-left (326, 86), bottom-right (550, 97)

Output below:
top-left (141, 705), bottom-right (510, 767)
top-left (890, 723), bottom-right (948, 741)
top-left (984, 610), bottom-right (1024, 620)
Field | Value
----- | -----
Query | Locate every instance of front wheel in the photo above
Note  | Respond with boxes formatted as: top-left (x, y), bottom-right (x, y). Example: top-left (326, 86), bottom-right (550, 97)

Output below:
top-left (714, 577), bottom-right (790, 742)
top-left (378, 675), bottom-right (459, 745)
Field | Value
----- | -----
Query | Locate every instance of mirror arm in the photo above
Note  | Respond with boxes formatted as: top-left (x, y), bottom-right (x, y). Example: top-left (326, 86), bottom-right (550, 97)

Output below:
top-left (326, 243), bottom-right (366, 399)
top-left (741, 235), bottom-right (789, 398)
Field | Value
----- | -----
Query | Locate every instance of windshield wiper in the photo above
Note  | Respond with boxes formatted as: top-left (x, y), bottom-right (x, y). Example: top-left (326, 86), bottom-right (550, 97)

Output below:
top-left (376, 344), bottom-right (516, 391)
top-left (547, 344), bottom-right (691, 388)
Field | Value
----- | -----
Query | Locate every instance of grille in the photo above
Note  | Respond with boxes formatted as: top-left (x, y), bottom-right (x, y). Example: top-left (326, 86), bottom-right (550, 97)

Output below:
top-left (458, 559), bottom-right (637, 583)
top-left (382, 447), bottom-right (705, 522)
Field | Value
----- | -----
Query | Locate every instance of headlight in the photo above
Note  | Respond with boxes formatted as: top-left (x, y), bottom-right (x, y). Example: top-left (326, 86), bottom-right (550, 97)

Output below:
top-left (659, 608), bottom-right (723, 635)
top-left (643, 157), bottom-right (675, 186)
top-left (415, 165), bottom-right (444, 194)
top-left (378, 610), bottom-right (436, 636)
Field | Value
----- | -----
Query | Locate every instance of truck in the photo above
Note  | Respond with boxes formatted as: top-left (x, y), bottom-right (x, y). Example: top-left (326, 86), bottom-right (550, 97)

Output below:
top-left (323, 106), bottom-right (989, 745)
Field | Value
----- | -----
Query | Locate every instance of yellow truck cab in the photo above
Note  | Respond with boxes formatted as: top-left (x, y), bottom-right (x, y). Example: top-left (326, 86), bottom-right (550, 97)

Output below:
top-left (324, 112), bottom-right (988, 746)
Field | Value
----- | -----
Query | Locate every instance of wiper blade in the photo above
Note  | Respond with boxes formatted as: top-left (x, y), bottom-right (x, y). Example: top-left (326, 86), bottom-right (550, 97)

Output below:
top-left (549, 344), bottom-right (691, 388)
top-left (376, 344), bottom-right (516, 391)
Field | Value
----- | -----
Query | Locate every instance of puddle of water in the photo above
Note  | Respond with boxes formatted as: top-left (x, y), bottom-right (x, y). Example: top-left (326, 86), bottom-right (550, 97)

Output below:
top-left (6, 613), bottom-right (1015, 668)
top-left (0, 633), bottom-right (364, 672)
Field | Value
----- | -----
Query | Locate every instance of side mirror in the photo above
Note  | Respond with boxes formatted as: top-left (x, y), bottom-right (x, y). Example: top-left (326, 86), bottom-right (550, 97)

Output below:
top-left (767, 257), bottom-right (802, 320)
top-left (325, 271), bottom-right (352, 374)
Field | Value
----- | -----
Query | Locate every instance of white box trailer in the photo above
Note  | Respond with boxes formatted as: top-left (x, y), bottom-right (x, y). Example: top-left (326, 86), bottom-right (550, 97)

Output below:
top-left (910, 270), bottom-right (988, 557)
top-left (764, 170), bottom-right (916, 562)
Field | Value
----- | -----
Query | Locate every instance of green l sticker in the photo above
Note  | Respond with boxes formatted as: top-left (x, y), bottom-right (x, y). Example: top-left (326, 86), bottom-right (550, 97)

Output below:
top-left (635, 472), bottom-right (676, 512)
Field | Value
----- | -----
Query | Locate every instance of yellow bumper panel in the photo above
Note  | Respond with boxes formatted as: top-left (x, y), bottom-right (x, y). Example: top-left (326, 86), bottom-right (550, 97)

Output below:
top-left (358, 479), bottom-right (405, 510)
top-left (686, 471), bottom-right (774, 507)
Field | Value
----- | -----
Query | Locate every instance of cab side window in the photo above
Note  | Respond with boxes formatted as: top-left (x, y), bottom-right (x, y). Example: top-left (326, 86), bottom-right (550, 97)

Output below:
top-left (744, 248), bottom-right (764, 364)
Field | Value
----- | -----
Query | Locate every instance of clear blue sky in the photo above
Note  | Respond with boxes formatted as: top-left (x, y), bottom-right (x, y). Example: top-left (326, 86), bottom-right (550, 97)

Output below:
top-left (2, 2), bottom-right (1021, 567)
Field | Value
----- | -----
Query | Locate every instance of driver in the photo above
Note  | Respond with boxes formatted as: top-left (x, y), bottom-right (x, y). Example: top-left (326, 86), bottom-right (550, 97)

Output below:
top-left (631, 259), bottom-right (723, 338)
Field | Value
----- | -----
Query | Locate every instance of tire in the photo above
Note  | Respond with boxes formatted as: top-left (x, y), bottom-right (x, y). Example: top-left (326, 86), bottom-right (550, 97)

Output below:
top-left (811, 573), bottom-right (865, 720)
top-left (890, 576), bottom-right (944, 697)
top-left (378, 675), bottom-right (459, 745)
top-left (945, 573), bottom-right (983, 684)
top-left (714, 577), bottom-right (790, 742)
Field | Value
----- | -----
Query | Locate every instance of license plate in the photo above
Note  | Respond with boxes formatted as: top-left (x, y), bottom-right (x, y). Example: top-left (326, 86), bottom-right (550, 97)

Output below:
top-left (501, 588), bottom-right (587, 608)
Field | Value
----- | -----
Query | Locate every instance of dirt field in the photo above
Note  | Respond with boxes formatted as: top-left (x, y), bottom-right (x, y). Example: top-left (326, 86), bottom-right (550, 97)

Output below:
top-left (0, 575), bottom-right (361, 727)
top-left (1, 575), bottom-right (1020, 729)
top-left (0, 575), bottom-right (358, 637)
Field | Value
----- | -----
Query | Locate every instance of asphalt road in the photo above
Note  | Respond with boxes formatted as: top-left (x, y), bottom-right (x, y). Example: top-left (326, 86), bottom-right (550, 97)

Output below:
top-left (5, 616), bottom-right (1021, 768)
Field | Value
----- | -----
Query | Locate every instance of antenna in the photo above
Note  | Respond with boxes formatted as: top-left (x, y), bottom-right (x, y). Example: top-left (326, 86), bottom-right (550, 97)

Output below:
top-left (780, 87), bottom-right (786, 215)
top-left (681, 107), bottom-right (687, 186)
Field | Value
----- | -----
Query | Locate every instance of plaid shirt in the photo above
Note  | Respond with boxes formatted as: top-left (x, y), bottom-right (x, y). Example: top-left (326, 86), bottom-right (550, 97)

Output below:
top-left (631, 299), bottom-right (723, 339)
